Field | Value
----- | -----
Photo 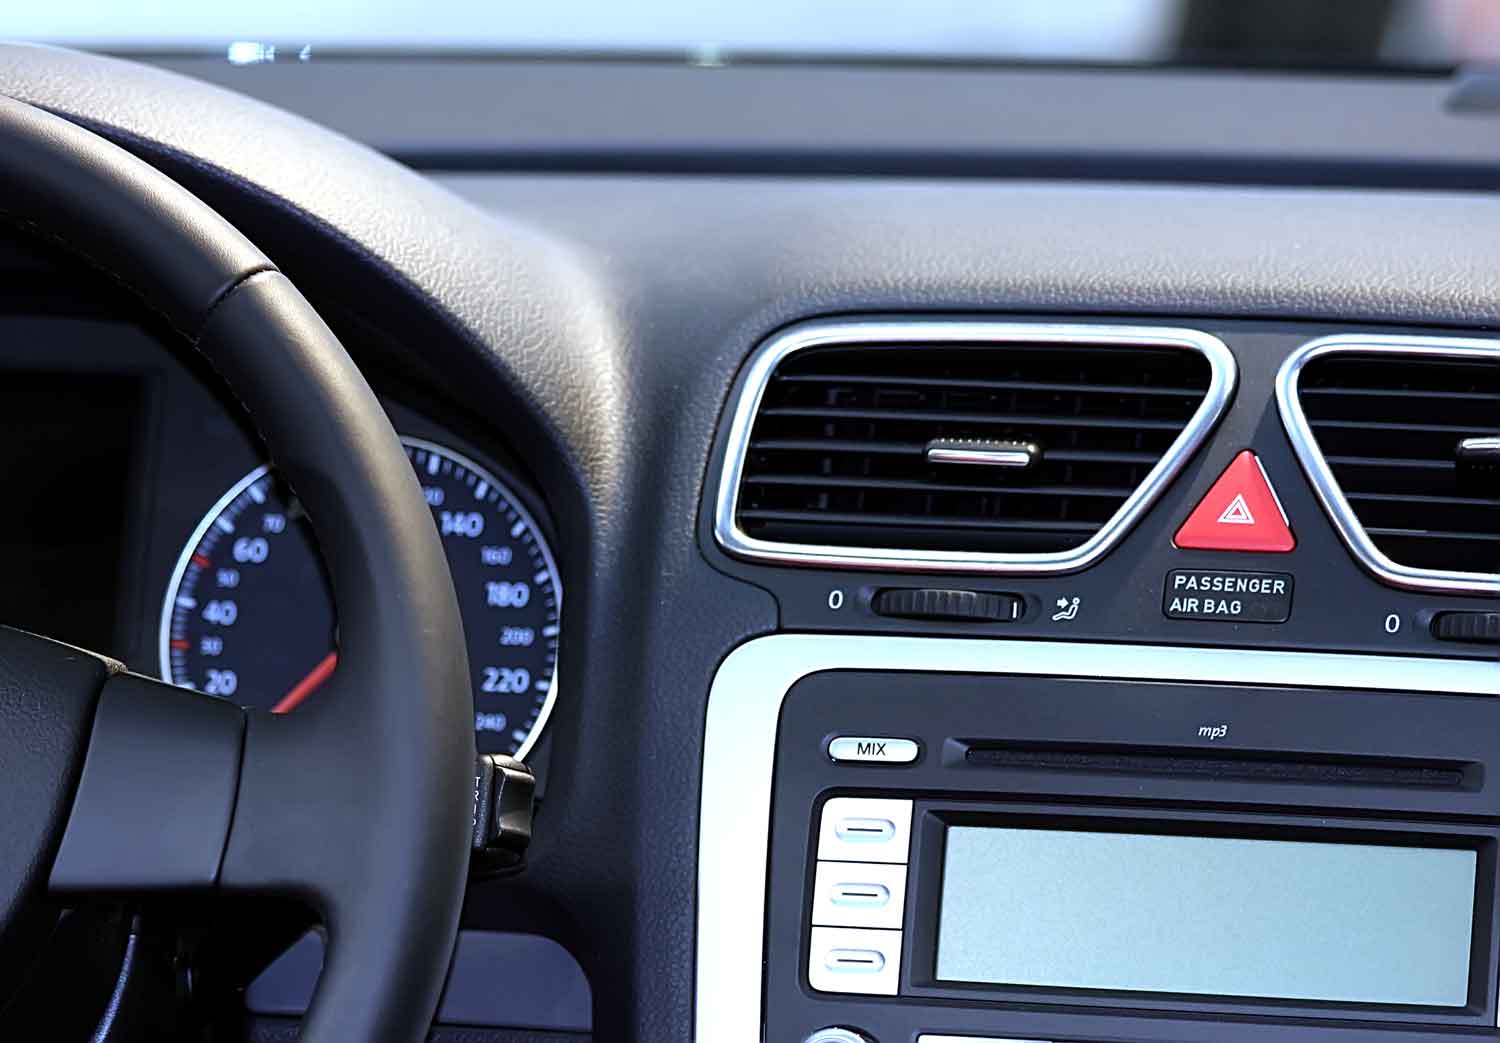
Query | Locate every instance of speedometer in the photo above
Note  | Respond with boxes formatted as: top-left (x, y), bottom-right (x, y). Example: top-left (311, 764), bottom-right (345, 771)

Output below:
top-left (160, 437), bottom-right (561, 757)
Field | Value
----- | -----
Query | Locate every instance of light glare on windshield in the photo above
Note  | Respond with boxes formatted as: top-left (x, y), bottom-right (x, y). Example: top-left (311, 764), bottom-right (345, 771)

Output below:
top-left (3, 0), bottom-right (1499, 69)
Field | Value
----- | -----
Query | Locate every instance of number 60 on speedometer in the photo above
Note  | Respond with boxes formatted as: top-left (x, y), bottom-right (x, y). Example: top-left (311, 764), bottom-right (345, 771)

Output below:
top-left (160, 437), bottom-right (562, 757)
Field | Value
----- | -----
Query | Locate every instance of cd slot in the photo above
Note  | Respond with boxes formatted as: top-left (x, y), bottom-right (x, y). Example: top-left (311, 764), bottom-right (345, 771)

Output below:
top-left (961, 741), bottom-right (1477, 790)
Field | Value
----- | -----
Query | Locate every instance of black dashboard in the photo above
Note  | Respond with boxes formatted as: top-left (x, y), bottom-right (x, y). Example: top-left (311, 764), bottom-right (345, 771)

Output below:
top-left (0, 41), bottom-right (1498, 1043)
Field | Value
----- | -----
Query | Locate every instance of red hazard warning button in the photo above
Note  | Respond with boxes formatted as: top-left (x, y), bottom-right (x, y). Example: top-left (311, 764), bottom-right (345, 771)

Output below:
top-left (1174, 450), bottom-right (1295, 553)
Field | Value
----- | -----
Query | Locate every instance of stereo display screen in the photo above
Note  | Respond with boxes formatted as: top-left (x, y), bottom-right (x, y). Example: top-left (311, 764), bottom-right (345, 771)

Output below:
top-left (936, 826), bottom-right (1477, 1007)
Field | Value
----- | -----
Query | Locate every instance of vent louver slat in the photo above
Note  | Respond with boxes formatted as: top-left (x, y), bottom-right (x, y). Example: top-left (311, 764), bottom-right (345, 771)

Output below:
top-left (1280, 338), bottom-right (1500, 594)
top-left (715, 322), bottom-right (1235, 573)
top-left (749, 439), bottom-right (1162, 466)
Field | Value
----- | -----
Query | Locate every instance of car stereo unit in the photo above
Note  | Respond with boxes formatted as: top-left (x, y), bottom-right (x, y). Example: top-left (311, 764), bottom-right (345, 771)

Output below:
top-left (699, 636), bottom-right (1500, 1043)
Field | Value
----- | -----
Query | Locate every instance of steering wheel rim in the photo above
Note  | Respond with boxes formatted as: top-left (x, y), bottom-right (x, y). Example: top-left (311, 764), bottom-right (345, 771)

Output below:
top-left (0, 95), bottom-right (475, 1042)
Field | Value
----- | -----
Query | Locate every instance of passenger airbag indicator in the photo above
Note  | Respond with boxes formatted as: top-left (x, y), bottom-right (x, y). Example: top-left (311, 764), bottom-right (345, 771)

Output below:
top-left (1164, 569), bottom-right (1293, 623)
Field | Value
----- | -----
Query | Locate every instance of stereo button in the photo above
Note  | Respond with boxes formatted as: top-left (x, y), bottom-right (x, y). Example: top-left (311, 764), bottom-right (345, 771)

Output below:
top-left (813, 861), bottom-right (908, 929)
top-left (825, 948), bottom-right (886, 974)
top-left (836, 818), bottom-right (896, 843)
top-left (829, 737), bottom-right (920, 764)
top-left (833, 883), bottom-right (890, 907)
top-left (808, 927), bottom-right (902, 995)
top-left (804, 1030), bottom-right (874, 1043)
top-left (818, 798), bottom-right (913, 864)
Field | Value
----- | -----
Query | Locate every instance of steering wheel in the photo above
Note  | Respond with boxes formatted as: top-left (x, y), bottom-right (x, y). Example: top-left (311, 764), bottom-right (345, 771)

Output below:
top-left (0, 97), bottom-right (475, 1040)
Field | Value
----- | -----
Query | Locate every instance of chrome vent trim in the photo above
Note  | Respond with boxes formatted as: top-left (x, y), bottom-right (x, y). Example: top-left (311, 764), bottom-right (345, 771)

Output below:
top-left (1277, 334), bottom-right (1500, 597)
top-left (713, 320), bottom-right (1237, 574)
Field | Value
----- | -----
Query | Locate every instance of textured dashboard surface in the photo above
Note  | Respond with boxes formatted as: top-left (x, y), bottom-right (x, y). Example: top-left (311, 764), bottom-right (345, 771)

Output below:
top-left (440, 174), bottom-right (1500, 330)
top-left (3, 43), bottom-right (1500, 1042)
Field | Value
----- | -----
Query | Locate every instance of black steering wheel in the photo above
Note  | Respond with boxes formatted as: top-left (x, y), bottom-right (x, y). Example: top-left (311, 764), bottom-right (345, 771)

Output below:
top-left (0, 97), bottom-right (475, 1040)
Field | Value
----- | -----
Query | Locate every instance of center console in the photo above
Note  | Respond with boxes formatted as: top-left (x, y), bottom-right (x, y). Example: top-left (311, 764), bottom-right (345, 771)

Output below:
top-left (698, 636), bottom-right (1499, 1043)
top-left (694, 318), bottom-right (1500, 1043)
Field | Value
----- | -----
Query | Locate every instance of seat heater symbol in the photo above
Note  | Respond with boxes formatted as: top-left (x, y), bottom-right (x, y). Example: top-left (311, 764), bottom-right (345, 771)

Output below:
top-left (1216, 493), bottom-right (1256, 526)
top-left (1050, 596), bottom-right (1080, 622)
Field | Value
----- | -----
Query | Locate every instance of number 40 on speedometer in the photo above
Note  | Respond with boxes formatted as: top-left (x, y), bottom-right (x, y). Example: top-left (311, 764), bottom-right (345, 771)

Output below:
top-left (160, 437), bottom-right (562, 757)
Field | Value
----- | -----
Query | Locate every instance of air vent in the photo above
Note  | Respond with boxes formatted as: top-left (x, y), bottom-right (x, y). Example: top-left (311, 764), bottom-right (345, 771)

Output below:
top-left (1278, 335), bottom-right (1500, 596)
top-left (714, 321), bottom-right (1236, 573)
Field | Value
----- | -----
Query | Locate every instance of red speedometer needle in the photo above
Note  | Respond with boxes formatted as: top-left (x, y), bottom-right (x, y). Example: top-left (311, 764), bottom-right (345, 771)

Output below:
top-left (271, 651), bottom-right (339, 715)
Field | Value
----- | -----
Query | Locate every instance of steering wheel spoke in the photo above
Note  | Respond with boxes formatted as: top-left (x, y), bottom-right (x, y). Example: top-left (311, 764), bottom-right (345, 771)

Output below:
top-left (215, 675), bottom-right (380, 911)
top-left (47, 667), bottom-right (392, 911)
top-left (49, 672), bottom-right (245, 894)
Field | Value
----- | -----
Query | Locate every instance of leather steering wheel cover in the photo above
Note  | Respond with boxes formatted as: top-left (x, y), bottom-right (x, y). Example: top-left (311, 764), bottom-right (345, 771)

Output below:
top-left (0, 95), bottom-right (474, 1043)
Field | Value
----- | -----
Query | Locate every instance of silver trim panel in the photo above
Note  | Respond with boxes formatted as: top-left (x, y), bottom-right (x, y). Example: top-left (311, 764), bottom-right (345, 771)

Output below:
top-left (713, 320), bottom-right (1237, 574)
top-left (1276, 334), bottom-right (1500, 597)
top-left (694, 634), bottom-right (1499, 1042)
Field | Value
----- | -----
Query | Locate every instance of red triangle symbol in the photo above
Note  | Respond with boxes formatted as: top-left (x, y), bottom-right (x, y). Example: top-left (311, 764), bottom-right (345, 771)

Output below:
top-left (1174, 451), bottom-right (1295, 553)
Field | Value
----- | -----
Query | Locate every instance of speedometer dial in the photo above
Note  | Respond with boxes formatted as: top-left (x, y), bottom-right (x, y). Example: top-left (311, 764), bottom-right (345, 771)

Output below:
top-left (160, 437), bottom-right (561, 757)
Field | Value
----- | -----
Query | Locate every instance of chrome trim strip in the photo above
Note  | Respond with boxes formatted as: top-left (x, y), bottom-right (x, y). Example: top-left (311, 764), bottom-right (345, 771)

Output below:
top-left (1458, 436), bottom-right (1500, 461)
top-left (694, 634), bottom-right (1499, 1043)
top-left (1276, 334), bottom-right (1500, 597)
top-left (925, 439), bottom-right (1037, 470)
top-left (713, 320), bottom-right (1237, 574)
top-left (925, 446), bottom-right (1034, 469)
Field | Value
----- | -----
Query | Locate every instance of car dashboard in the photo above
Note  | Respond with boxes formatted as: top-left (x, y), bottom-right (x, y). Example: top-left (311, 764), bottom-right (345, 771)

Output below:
top-left (0, 40), bottom-right (1498, 1043)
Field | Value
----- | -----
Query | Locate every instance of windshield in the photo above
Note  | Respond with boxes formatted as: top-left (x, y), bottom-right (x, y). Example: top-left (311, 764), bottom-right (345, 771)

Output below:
top-left (4, 0), bottom-right (1500, 70)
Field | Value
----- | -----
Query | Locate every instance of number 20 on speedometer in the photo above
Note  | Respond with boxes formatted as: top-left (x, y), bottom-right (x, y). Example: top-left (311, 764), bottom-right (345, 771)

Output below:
top-left (160, 438), bottom-right (562, 757)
